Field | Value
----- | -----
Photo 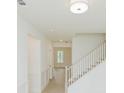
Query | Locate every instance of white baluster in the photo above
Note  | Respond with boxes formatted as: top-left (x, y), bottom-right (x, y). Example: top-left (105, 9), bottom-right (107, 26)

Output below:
top-left (85, 56), bottom-right (87, 72)
top-left (84, 58), bottom-right (86, 74)
top-left (90, 52), bottom-right (92, 68)
top-left (104, 43), bottom-right (106, 60)
top-left (99, 45), bottom-right (101, 63)
top-left (68, 67), bottom-right (70, 85)
top-left (79, 61), bottom-right (81, 78)
top-left (65, 66), bottom-right (68, 92)
top-left (97, 46), bottom-right (100, 64)
top-left (76, 63), bottom-right (78, 80)
top-left (91, 53), bottom-right (92, 68)
top-left (70, 66), bottom-right (73, 84)
top-left (93, 50), bottom-right (95, 67)
top-left (88, 54), bottom-right (90, 70)
top-left (101, 43), bottom-right (103, 61)
top-left (81, 58), bottom-right (83, 76)
top-left (92, 50), bottom-right (95, 67)
top-left (84, 57), bottom-right (87, 73)
top-left (65, 42), bottom-right (106, 88)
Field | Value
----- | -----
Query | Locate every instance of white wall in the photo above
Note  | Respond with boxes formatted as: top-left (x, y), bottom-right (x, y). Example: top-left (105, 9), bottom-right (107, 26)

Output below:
top-left (72, 34), bottom-right (105, 63)
top-left (28, 36), bottom-right (41, 93)
top-left (40, 37), bottom-right (54, 91)
top-left (68, 62), bottom-right (106, 93)
top-left (18, 16), bottom-right (53, 93)
top-left (53, 42), bottom-right (72, 47)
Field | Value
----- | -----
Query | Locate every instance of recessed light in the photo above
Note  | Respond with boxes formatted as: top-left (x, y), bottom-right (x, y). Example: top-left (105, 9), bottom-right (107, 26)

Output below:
top-left (59, 40), bottom-right (63, 42)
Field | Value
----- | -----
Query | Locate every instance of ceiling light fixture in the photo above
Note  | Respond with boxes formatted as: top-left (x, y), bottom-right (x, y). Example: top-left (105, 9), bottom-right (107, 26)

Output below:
top-left (70, 0), bottom-right (88, 14)
top-left (59, 40), bottom-right (63, 42)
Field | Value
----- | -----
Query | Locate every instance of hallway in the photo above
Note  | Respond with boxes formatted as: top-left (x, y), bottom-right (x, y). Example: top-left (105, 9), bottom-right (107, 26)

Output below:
top-left (42, 68), bottom-right (65, 93)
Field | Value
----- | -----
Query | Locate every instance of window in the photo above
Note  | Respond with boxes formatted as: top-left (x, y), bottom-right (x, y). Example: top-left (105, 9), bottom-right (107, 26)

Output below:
top-left (57, 50), bottom-right (64, 63)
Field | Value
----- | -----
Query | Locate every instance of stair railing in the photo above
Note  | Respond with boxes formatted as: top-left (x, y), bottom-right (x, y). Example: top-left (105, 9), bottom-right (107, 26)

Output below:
top-left (65, 41), bottom-right (106, 91)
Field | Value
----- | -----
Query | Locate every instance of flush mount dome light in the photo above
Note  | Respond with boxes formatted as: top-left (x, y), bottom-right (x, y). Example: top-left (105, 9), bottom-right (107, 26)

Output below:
top-left (70, 0), bottom-right (88, 14)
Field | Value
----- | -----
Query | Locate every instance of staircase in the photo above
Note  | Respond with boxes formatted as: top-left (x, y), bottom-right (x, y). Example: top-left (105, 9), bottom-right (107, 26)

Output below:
top-left (65, 41), bottom-right (106, 93)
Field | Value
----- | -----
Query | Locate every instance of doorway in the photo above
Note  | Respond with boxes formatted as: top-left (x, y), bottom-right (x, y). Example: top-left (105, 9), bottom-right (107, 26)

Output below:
top-left (27, 35), bottom-right (41, 93)
top-left (42, 47), bottom-right (72, 93)
top-left (54, 47), bottom-right (72, 68)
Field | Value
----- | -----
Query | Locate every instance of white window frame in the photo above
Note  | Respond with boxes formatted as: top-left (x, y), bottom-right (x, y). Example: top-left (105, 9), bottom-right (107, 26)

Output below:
top-left (57, 50), bottom-right (64, 63)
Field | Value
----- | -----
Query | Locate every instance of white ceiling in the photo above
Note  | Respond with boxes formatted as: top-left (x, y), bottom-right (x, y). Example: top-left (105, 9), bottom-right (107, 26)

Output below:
top-left (18, 0), bottom-right (106, 41)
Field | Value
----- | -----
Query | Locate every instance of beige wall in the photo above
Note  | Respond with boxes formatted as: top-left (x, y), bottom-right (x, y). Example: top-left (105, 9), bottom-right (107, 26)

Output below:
top-left (54, 47), bottom-right (72, 68)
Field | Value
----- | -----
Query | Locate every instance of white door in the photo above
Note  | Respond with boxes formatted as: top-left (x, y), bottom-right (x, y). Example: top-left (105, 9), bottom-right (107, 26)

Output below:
top-left (28, 35), bottom-right (41, 93)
